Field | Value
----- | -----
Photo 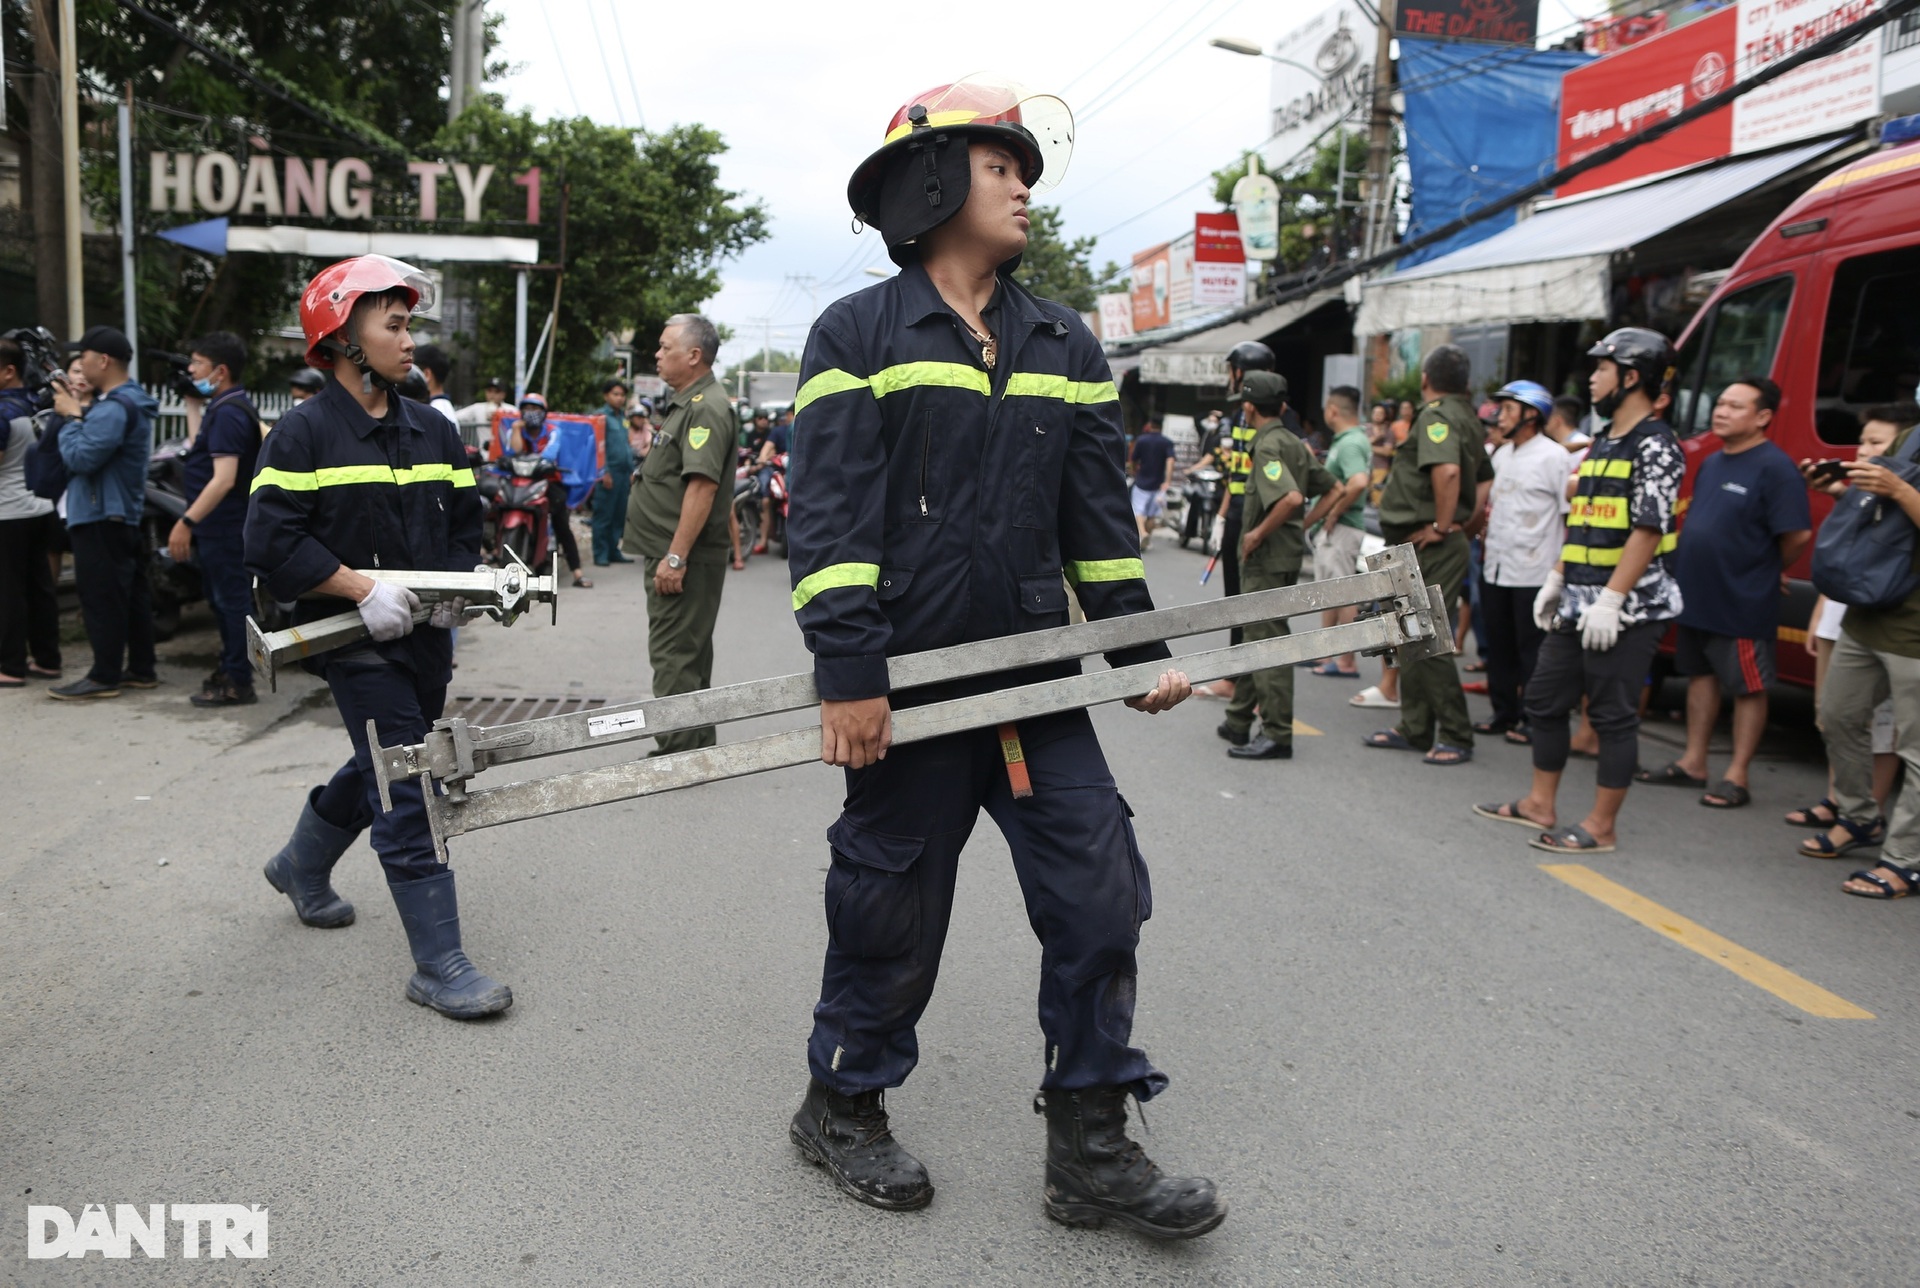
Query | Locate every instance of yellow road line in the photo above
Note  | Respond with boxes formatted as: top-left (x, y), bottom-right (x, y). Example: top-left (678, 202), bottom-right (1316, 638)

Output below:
top-left (1292, 720), bottom-right (1322, 736)
top-left (1540, 864), bottom-right (1875, 1019)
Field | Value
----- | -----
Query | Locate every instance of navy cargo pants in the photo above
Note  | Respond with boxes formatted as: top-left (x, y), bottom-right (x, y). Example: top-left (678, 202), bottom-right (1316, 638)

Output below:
top-left (308, 649), bottom-right (448, 882)
top-left (809, 708), bottom-right (1168, 1101)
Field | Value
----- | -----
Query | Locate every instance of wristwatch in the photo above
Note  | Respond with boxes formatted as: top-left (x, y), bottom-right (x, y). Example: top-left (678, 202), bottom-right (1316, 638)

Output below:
top-left (664, 553), bottom-right (685, 570)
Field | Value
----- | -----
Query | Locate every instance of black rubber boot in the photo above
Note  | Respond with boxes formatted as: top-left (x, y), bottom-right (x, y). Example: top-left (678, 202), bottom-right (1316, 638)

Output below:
top-left (789, 1078), bottom-right (933, 1210)
top-left (261, 786), bottom-right (357, 928)
top-left (1036, 1088), bottom-right (1226, 1239)
top-left (388, 870), bottom-right (512, 1019)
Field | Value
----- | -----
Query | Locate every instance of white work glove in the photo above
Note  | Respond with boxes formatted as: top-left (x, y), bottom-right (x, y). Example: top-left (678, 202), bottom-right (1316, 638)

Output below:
top-left (356, 579), bottom-right (421, 642)
top-left (1532, 570), bottom-right (1564, 633)
top-left (428, 596), bottom-right (470, 630)
top-left (1577, 587), bottom-right (1626, 652)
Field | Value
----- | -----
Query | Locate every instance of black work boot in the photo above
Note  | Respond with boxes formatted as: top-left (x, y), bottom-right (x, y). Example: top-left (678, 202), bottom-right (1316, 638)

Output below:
top-left (262, 786), bottom-right (357, 928)
top-left (388, 870), bottom-right (513, 1019)
top-left (1035, 1088), bottom-right (1226, 1239)
top-left (789, 1078), bottom-right (933, 1210)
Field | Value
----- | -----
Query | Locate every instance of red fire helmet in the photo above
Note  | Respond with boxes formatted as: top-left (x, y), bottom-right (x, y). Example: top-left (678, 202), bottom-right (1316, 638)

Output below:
top-left (847, 74), bottom-right (1074, 223)
top-left (298, 255), bottom-right (436, 368)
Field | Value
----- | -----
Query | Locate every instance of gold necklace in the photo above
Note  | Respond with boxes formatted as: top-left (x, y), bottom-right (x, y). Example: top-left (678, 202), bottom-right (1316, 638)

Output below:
top-left (964, 321), bottom-right (997, 370)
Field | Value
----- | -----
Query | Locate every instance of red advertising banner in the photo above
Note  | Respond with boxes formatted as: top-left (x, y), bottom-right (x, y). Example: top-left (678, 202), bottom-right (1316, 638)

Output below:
top-left (1130, 242), bottom-right (1172, 333)
top-left (1582, 11), bottom-right (1668, 53)
top-left (1194, 212), bottom-right (1245, 262)
top-left (1556, 7), bottom-right (1737, 197)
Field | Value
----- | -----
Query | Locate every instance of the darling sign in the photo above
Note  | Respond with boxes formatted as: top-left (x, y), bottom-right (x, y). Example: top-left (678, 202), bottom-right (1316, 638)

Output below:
top-left (26, 1203), bottom-right (268, 1259)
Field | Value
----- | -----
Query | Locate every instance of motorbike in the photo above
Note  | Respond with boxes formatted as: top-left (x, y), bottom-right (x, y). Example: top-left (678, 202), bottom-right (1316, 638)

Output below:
top-left (1179, 467), bottom-right (1225, 555)
top-left (489, 454), bottom-right (563, 571)
top-left (142, 443), bottom-right (204, 641)
top-left (468, 445), bottom-right (503, 556)
top-left (732, 448), bottom-right (789, 559)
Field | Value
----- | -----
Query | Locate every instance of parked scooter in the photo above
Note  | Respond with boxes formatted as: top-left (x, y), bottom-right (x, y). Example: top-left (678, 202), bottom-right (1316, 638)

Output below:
top-left (142, 443), bottom-right (204, 640)
top-left (1179, 467), bottom-right (1225, 555)
top-left (489, 454), bottom-right (563, 571)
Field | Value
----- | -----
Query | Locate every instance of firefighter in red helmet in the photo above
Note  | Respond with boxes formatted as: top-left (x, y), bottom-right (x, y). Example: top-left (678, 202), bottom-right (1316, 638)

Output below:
top-left (785, 76), bottom-right (1225, 1238)
top-left (245, 255), bottom-right (512, 1020)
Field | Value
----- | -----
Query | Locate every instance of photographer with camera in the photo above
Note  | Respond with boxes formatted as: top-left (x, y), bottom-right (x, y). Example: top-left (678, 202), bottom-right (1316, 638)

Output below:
top-left (0, 334), bottom-right (62, 687)
top-left (45, 326), bottom-right (160, 701)
top-left (171, 331), bottom-right (261, 707)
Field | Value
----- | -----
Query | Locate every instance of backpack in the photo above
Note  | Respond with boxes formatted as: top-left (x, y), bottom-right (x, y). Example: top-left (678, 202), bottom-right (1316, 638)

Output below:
top-left (1811, 428), bottom-right (1920, 610)
top-left (24, 412), bottom-right (70, 501)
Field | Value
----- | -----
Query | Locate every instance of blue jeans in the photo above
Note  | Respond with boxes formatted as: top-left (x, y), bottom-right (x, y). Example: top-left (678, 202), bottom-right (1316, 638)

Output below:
top-left (195, 530), bottom-right (252, 687)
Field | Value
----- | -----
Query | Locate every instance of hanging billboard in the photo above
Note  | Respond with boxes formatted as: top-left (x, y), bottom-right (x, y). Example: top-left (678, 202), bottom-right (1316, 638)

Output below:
top-left (1130, 243), bottom-right (1172, 333)
top-left (1192, 213), bottom-right (1248, 310)
top-left (1398, 0), bottom-right (1541, 45)
top-left (1232, 169), bottom-right (1282, 260)
top-left (1264, 0), bottom-right (1375, 172)
top-left (1556, 0), bottom-right (1882, 198)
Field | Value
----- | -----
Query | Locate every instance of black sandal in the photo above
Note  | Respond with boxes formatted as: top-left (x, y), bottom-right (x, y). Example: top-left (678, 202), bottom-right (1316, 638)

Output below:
top-left (1842, 861), bottom-right (1919, 899)
top-left (1784, 797), bottom-right (1840, 828)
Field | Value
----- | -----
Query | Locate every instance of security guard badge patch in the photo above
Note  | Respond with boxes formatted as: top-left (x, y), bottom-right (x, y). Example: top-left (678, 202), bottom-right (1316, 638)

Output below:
top-left (1262, 461), bottom-right (1283, 481)
top-left (689, 426), bottom-right (710, 450)
top-left (1426, 421), bottom-right (1449, 444)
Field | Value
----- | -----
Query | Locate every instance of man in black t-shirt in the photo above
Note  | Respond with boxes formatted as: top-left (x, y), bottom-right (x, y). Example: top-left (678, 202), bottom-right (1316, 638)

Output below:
top-left (1128, 417), bottom-right (1175, 550)
top-left (172, 331), bottom-right (261, 707)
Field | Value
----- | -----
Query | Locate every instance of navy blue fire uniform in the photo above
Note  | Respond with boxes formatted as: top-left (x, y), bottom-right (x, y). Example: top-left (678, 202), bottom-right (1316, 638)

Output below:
top-left (245, 377), bottom-right (483, 880)
top-left (788, 262), bottom-right (1172, 1101)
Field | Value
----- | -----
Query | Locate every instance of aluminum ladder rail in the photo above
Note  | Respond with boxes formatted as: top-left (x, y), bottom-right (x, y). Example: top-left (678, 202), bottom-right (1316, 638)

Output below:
top-left (369, 545), bottom-right (1451, 864)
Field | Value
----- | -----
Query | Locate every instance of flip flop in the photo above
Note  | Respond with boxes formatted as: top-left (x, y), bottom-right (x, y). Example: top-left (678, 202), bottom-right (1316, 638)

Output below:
top-left (1700, 780), bottom-right (1751, 809)
top-left (1349, 685), bottom-right (1400, 709)
top-left (1363, 729), bottom-right (1419, 751)
top-left (1503, 728), bottom-right (1532, 746)
top-left (1311, 662), bottom-right (1361, 677)
top-left (1473, 801), bottom-right (1549, 829)
top-left (1462, 681), bottom-right (1490, 694)
top-left (1633, 761), bottom-right (1708, 788)
top-left (0, 675), bottom-right (23, 688)
top-left (1529, 825), bottom-right (1616, 854)
top-left (1424, 743), bottom-right (1473, 766)
top-left (1783, 798), bottom-right (1839, 828)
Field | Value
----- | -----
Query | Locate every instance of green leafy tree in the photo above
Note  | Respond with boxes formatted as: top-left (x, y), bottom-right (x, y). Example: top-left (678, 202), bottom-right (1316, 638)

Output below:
top-left (1014, 206), bottom-right (1125, 312)
top-left (437, 103), bottom-right (769, 408)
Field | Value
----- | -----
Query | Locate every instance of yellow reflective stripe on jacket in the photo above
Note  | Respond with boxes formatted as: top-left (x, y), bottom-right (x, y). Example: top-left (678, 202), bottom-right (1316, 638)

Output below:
top-left (1228, 481), bottom-right (1247, 495)
top-left (791, 562), bottom-right (881, 611)
top-left (1065, 557), bottom-right (1146, 584)
top-left (1576, 457), bottom-right (1634, 479)
top-left (250, 463), bottom-right (471, 494)
top-left (807, 364), bottom-right (1119, 407)
top-left (795, 368), bottom-right (870, 413)
top-left (869, 362), bottom-right (991, 400)
top-left (1561, 532), bottom-right (1679, 566)
top-left (1567, 496), bottom-right (1632, 529)
top-left (1004, 373), bottom-right (1119, 404)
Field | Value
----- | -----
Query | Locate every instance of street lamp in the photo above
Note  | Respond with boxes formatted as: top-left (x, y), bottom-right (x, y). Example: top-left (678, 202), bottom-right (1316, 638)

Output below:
top-left (1209, 36), bottom-right (1322, 80)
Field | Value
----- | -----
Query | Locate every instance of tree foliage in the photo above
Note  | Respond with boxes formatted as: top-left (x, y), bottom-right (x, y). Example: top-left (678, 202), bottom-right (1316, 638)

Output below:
top-left (438, 103), bottom-right (768, 407)
top-left (1014, 206), bottom-right (1125, 312)
top-left (1, 1), bottom-right (768, 404)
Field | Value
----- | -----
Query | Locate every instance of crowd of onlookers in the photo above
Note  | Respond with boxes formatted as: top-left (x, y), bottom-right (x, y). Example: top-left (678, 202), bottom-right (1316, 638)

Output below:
top-left (1121, 338), bottom-right (1920, 903)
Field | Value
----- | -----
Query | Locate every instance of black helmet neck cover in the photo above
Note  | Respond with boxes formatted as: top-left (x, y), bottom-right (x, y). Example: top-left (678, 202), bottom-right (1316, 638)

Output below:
top-left (868, 118), bottom-right (1025, 274)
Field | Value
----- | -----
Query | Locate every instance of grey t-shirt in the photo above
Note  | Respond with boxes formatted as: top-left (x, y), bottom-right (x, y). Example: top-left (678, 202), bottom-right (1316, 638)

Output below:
top-left (0, 417), bottom-right (57, 522)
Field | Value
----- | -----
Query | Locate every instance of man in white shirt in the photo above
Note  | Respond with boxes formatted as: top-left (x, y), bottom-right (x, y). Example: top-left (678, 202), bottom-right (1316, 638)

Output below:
top-left (1478, 380), bottom-right (1570, 741)
top-left (414, 344), bottom-right (460, 431)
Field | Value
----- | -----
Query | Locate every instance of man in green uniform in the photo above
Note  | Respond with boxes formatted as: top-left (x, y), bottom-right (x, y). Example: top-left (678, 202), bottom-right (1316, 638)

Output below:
top-left (1365, 344), bottom-right (1492, 765)
top-left (624, 314), bottom-right (733, 753)
top-left (1219, 372), bottom-right (1337, 760)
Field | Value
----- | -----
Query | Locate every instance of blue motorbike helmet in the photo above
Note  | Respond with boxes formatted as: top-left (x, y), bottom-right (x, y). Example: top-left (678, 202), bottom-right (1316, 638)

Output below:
top-left (1492, 379), bottom-right (1554, 424)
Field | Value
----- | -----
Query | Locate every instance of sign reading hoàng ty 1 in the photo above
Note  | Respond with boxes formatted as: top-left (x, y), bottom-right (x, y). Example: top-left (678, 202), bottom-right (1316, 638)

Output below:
top-left (149, 151), bottom-right (542, 223)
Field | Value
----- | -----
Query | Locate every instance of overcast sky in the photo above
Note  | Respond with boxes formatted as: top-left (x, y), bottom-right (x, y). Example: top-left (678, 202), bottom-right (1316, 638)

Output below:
top-left (492, 0), bottom-right (1585, 368)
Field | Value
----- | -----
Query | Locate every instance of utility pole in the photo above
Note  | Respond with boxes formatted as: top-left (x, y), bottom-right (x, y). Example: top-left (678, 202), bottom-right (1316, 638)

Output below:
top-left (57, 0), bottom-right (83, 334)
top-left (1362, 0), bottom-right (1398, 259)
top-left (118, 83), bottom-right (136, 371)
top-left (540, 181), bottom-right (569, 397)
top-left (449, 1), bottom-right (484, 120)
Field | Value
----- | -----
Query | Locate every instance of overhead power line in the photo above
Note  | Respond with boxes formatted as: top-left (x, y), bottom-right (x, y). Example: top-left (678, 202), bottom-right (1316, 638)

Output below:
top-left (1108, 0), bottom-right (1920, 352)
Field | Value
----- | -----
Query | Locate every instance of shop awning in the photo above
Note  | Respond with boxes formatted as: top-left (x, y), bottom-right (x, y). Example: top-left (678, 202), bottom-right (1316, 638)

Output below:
top-left (1354, 141), bottom-right (1839, 334)
top-left (1111, 286), bottom-right (1346, 385)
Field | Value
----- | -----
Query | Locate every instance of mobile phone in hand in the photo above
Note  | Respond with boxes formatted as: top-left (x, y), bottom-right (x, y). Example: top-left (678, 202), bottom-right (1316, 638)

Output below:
top-left (1810, 459), bottom-right (1849, 485)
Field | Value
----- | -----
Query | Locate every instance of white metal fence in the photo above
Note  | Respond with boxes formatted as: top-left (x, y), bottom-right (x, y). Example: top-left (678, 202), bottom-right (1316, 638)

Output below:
top-left (146, 385), bottom-right (300, 450)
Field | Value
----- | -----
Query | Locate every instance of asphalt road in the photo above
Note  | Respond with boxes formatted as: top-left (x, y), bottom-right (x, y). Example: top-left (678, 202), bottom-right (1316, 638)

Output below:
top-left (3, 530), bottom-right (1915, 1285)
